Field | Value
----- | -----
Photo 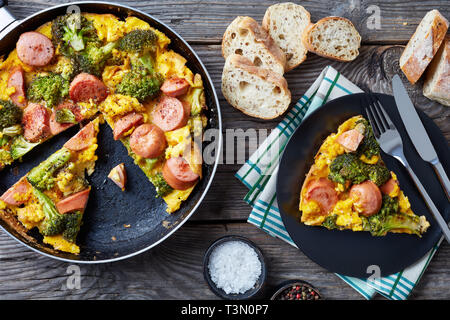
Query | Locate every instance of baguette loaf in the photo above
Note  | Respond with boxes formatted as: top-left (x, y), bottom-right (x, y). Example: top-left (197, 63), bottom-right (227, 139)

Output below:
top-left (400, 9), bottom-right (449, 84)
top-left (301, 16), bottom-right (361, 62)
top-left (423, 36), bottom-right (450, 106)
top-left (221, 54), bottom-right (291, 119)
top-left (222, 16), bottom-right (286, 75)
top-left (262, 2), bottom-right (311, 71)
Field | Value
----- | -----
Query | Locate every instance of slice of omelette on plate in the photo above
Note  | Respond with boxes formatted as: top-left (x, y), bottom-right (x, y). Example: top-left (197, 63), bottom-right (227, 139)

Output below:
top-left (299, 115), bottom-right (430, 236)
top-left (0, 118), bottom-right (100, 254)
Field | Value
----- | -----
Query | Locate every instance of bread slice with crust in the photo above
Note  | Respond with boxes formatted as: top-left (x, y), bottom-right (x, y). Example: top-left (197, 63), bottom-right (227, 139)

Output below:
top-left (302, 16), bottom-right (361, 62)
top-left (400, 9), bottom-right (449, 84)
top-left (221, 54), bottom-right (291, 119)
top-left (262, 2), bottom-right (311, 71)
top-left (423, 36), bottom-right (450, 106)
top-left (222, 16), bottom-right (286, 75)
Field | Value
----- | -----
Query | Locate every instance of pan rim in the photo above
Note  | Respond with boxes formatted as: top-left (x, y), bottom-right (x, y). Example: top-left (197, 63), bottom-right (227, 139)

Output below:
top-left (0, 1), bottom-right (223, 264)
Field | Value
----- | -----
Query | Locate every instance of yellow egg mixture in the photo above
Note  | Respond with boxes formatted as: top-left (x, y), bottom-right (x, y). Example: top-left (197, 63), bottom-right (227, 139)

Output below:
top-left (299, 116), bottom-right (415, 233)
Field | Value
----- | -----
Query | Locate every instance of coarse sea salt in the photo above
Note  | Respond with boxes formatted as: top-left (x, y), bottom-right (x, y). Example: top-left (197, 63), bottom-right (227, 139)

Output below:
top-left (208, 240), bottom-right (262, 294)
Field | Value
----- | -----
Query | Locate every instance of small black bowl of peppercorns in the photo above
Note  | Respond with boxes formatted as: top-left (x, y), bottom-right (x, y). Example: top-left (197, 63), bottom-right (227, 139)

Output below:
top-left (270, 280), bottom-right (322, 300)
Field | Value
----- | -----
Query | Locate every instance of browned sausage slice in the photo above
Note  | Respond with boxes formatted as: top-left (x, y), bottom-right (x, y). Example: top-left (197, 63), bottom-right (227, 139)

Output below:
top-left (7, 66), bottom-right (27, 107)
top-left (69, 73), bottom-right (108, 103)
top-left (108, 163), bottom-right (127, 191)
top-left (160, 78), bottom-right (190, 97)
top-left (49, 110), bottom-right (74, 135)
top-left (22, 103), bottom-right (51, 143)
top-left (56, 189), bottom-right (90, 214)
top-left (16, 32), bottom-right (54, 67)
top-left (63, 121), bottom-right (95, 151)
top-left (336, 129), bottom-right (364, 152)
top-left (304, 178), bottom-right (338, 214)
top-left (113, 112), bottom-right (144, 140)
top-left (162, 157), bottom-right (199, 190)
top-left (350, 181), bottom-right (382, 217)
top-left (129, 123), bottom-right (166, 159)
top-left (152, 95), bottom-right (188, 132)
top-left (380, 178), bottom-right (398, 195)
top-left (0, 177), bottom-right (31, 206)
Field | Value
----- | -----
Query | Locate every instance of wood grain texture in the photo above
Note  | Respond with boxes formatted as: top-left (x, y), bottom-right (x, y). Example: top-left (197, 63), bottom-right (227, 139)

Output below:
top-left (1, 223), bottom-right (448, 300)
top-left (0, 0), bottom-right (449, 300)
top-left (4, 0), bottom-right (450, 43)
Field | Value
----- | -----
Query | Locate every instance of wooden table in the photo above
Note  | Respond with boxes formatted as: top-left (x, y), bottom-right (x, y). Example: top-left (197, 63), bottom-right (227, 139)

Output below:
top-left (0, 0), bottom-right (449, 300)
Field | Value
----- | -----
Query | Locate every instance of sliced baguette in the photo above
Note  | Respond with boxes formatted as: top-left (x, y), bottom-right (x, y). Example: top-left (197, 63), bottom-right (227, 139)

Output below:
top-left (423, 36), bottom-right (450, 106)
top-left (221, 54), bottom-right (291, 119)
top-left (301, 16), bottom-right (361, 62)
top-left (262, 2), bottom-right (311, 71)
top-left (222, 16), bottom-right (286, 75)
top-left (400, 9), bottom-right (449, 84)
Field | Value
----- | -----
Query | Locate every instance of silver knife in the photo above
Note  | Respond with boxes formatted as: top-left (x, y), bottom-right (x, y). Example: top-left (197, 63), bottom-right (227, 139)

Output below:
top-left (392, 75), bottom-right (450, 200)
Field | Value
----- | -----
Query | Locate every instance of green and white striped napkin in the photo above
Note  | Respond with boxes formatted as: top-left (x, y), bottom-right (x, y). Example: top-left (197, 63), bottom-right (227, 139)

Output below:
top-left (235, 66), bottom-right (442, 300)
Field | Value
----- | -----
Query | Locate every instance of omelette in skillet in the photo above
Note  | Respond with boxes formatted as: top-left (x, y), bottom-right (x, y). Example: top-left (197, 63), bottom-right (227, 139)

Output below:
top-left (299, 115), bottom-right (430, 236)
top-left (0, 12), bottom-right (207, 219)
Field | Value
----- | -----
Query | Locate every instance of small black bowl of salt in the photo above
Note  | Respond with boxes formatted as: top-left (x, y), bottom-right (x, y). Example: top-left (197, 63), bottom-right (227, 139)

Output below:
top-left (203, 235), bottom-right (267, 300)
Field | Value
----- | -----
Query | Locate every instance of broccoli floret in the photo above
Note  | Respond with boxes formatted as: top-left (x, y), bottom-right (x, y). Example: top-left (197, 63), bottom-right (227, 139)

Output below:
top-left (63, 211), bottom-right (83, 243)
top-left (366, 164), bottom-right (391, 186)
top-left (118, 29), bottom-right (157, 54)
top-left (33, 187), bottom-right (66, 236)
top-left (0, 148), bottom-right (12, 164)
top-left (10, 135), bottom-right (39, 160)
top-left (71, 41), bottom-right (117, 77)
top-left (322, 214), bottom-right (339, 230)
top-left (52, 13), bottom-right (99, 54)
top-left (27, 148), bottom-right (71, 190)
top-left (356, 119), bottom-right (380, 159)
top-left (150, 173), bottom-right (173, 197)
top-left (27, 73), bottom-right (69, 107)
top-left (116, 71), bottom-right (162, 102)
top-left (361, 196), bottom-right (426, 236)
top-left (55, 109), bottom-right (77, 124)
top-left (328, 153), bottom-right (367, 185)
top-left (0, 100), bottom-right (22, 130)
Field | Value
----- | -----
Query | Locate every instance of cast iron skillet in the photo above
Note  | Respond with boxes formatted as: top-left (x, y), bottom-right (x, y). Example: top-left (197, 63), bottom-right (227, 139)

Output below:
top-left (277, 93), bottom-right (449, 278)
top-left (0, 1), bottom-right (222, 263)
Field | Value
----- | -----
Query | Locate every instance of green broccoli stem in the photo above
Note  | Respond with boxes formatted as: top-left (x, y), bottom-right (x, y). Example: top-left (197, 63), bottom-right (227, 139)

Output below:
top-left (27, 147), bottom-right (71, 190)
top-left (33, 187), bottom-right (66, 236)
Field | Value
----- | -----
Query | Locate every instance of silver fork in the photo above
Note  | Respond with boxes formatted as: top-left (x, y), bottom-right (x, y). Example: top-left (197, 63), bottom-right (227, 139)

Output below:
top-left (365, 94), bottom-right (450, 243)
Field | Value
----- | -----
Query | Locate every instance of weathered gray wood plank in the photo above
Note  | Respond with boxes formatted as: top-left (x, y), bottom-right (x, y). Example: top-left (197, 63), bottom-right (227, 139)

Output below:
top-left (1, 222), bottom-right (448, 299)
top-left (5, 0), bottom-right (450, 44)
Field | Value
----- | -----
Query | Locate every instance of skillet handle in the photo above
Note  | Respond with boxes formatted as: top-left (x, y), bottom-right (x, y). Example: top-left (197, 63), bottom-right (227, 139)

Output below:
top-left (0, 0), bottom-right (17, 35)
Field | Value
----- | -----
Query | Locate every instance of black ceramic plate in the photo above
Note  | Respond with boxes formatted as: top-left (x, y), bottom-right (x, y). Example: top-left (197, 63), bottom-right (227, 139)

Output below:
top-left (0, 2), bottom-right (221, 263)
top-left (276, 93), bottom-right (449, 278)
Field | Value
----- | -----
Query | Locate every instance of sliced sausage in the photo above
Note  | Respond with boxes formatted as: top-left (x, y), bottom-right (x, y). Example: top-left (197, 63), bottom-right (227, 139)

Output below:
top-left (162, 157), bottom-right (199, 190)
top-left (304, 178), bottom-right (338, 214)
top-left (380, 178), bottom-right (398, 195)
top-left (113, 112), bottom-right (144, 140)
top-left (129, 123), bottom-right (166, 159)
top-left (56, 188), bottom-right (90, 214)
top-left (350, 181), bottom-right (382, 217)
top-left (336, 129), bottom-right (364, 152)
top-left (16, 32), bottom-right (54, 67)
top-left (160, 78), bottom-right (190, 97)
top-left (108, 163), bottom-right (127, 191)
top-left (7, 66), bottom-right (27, 107)
top-left (152, 95), bottom-right (188, 132)
top-left (64, 121), bottom-right (95, 151)
top-left (69, 73), bottom-right (108, 103)
top-left (182, 100), bottom-right (191, 117)
top-left (0, 177), bottom-right (31, 206)
top-left (22, 103), bottom-right (51, 143)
